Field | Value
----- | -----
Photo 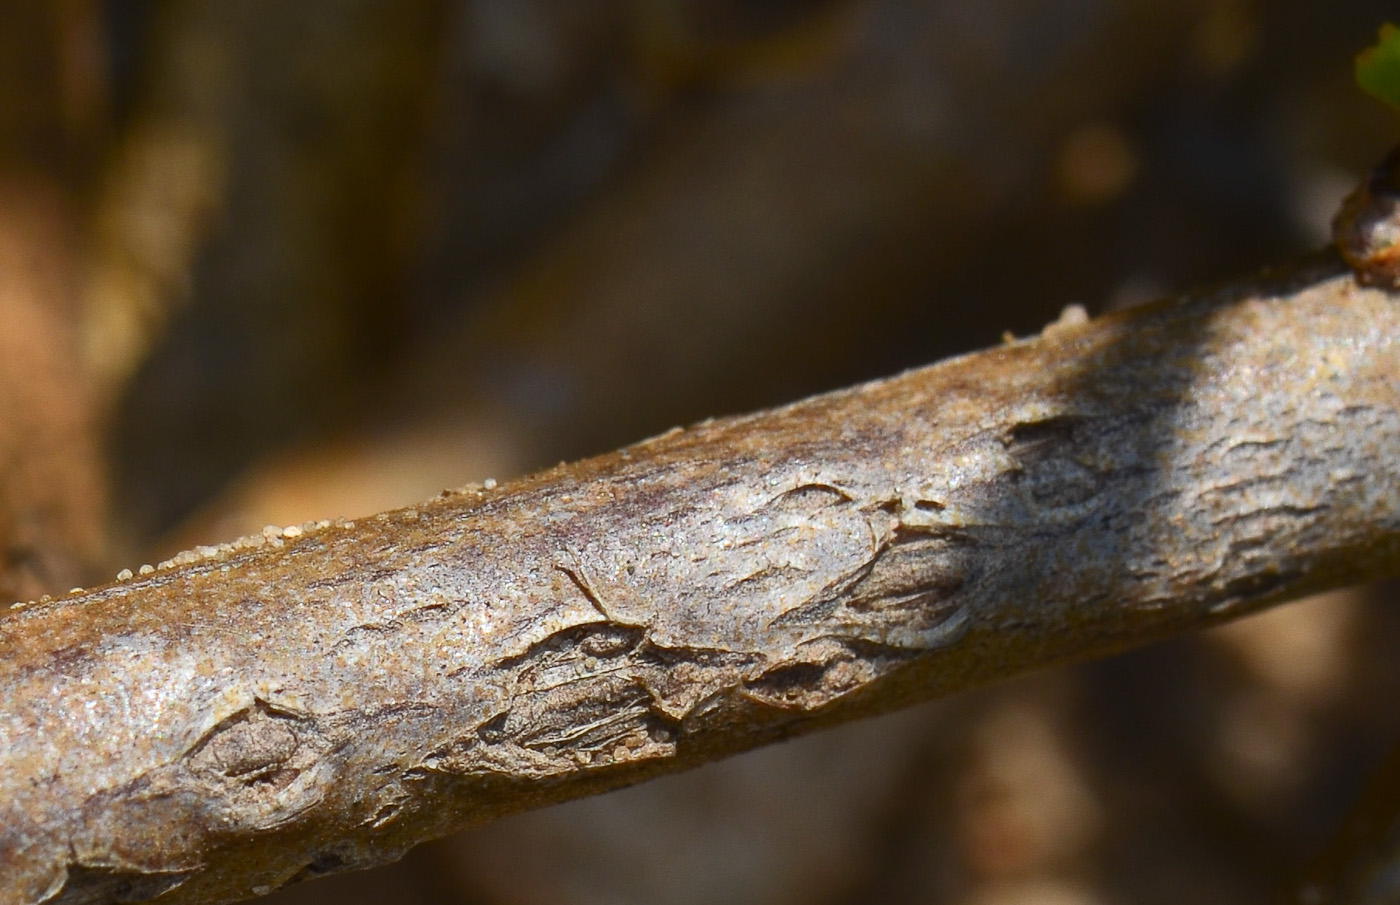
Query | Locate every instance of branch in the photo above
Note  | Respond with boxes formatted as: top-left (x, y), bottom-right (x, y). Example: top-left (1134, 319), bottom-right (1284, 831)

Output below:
top-left (1295, 739), bottom-right (1400, 904)
top-left (3, 254), bottom-right (1399, 905)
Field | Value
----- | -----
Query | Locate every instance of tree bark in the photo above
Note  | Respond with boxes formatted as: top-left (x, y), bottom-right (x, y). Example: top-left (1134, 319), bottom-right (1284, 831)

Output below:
top-left (3, 253), bottom-right (1398, 905)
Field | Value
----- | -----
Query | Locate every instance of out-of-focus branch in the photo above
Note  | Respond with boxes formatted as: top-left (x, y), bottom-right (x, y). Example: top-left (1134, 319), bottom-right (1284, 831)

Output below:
top-left (0, 186), bottom-right (106, 603)
top-left (0, 2), bottom-right (108, 602)
top-left (2, 255), bottom-right (1398, 905)
top-left (1294, 736), bottom-right (1400, 904)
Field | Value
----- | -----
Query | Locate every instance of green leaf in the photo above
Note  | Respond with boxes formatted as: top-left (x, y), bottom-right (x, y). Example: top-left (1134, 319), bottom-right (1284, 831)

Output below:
top-left (1357, 23), bottom-right (1400, 112)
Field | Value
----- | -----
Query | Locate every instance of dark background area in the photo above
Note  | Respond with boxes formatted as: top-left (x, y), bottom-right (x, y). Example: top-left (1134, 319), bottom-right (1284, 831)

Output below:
top-left (0, 2), bottom-right (1397, 903)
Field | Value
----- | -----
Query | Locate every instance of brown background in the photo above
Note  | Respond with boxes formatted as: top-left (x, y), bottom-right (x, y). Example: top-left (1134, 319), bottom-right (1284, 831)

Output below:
top-left (1, 2), bottom-right (1397, 902)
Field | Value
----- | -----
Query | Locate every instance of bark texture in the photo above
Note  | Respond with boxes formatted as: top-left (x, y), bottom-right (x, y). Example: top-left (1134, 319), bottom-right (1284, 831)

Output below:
top-left (2, 255), bottom-right (1399, 905)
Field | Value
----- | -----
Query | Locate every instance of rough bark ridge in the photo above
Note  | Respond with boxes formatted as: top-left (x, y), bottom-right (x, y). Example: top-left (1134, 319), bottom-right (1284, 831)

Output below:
top-left (2, 256), bottom-right (1398, 905)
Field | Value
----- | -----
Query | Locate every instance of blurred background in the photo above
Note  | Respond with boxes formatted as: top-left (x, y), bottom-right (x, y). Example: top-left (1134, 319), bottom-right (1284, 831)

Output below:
top-left (2, 1), bottom-right (1399, 903)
